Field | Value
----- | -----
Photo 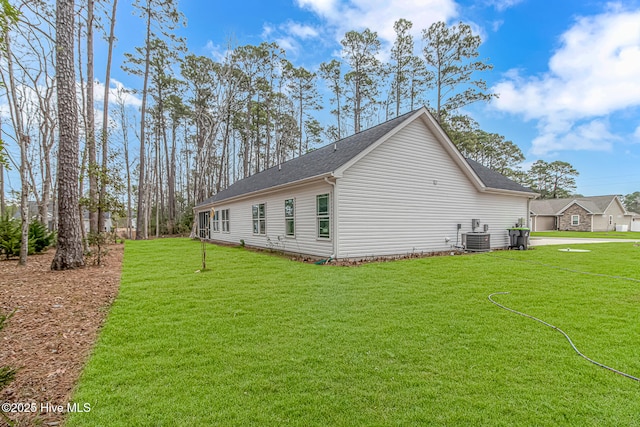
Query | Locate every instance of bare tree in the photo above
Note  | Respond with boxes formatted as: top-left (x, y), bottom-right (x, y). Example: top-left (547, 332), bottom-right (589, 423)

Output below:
top-left (98, 0), bottom-right (118, 233)
top-left (1, 14), bottom-right (29, 265)
top-left (124, 0), bottom-right (184, 239)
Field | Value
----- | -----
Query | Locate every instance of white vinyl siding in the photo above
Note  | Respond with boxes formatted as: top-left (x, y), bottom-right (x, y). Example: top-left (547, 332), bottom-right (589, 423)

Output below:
top-left (203, 181), bottom-right (333, 258)
top-left (336, 119), bottom-right (530, 259)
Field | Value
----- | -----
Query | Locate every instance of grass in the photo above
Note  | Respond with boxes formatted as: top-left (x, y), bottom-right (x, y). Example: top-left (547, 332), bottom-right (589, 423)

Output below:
top-left (67, 239), bottom-right (640, 426)
top-left (531, 230), bottom-right (640, 239)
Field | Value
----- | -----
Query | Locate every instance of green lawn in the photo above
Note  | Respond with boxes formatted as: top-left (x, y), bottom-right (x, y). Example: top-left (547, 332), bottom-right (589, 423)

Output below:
top-left (67, 239), bottom-right (640, 426)
top-left (531, 230), bottom-right (640, 239)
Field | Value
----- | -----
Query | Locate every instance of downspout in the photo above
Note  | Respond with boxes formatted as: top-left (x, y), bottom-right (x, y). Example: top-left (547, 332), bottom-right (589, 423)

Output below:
top-left (324, 176), bottom-right (338, 260)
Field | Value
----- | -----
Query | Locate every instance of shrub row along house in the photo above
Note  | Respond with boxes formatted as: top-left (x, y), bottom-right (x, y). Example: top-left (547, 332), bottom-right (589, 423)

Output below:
top-left (195, 107), bottom-right (536, 260)
top-left (530, 195), bottom-right (639, 232)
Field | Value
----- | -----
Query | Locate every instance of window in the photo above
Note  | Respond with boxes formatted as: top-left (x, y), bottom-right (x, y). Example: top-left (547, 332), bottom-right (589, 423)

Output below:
top-left (571, 215), bottom-right (580, 226)
top-left (212, 210), bottom-right (219, 232)
top-left (609, 215), bottom-right (613, 226)
top-left (198, 211), bottom-right (210, 239)
top-left (316, 193), bottom-right (330, 239)
top-left (221, 209), bottom-right (230, 232)
top-left (285, 199), bottom-right (295, 237)
top-left (252, 203), bottom-right (266, 235)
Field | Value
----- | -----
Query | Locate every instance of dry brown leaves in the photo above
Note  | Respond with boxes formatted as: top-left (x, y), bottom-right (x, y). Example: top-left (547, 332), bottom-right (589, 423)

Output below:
top-left (0, 245), bottom-right (122, 427)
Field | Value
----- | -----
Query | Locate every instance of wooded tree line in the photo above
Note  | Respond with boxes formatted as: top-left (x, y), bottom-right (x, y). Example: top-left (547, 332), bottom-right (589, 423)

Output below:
top-left (2, 0), bottom-right (633, 267)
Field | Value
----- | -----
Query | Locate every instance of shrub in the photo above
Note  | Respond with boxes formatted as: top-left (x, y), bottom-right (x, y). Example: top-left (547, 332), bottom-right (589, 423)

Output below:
top-left (0, 213), bottom-right (21, 259)
top-left (29, 220), bottom-right (55, 254)
top-left (0, 216), bottom-right (54, 259)
top-left (0, 310), bottom-right (17, 423)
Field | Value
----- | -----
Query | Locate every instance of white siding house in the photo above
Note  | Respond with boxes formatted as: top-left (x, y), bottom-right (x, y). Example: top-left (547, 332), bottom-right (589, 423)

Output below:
top-left (195, 107), bottom-right (537, 259)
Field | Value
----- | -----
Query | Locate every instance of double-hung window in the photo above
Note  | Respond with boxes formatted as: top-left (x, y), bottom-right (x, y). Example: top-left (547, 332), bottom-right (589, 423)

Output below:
top-left (252, 203), bottom-right (266, 235)
top-left (212, 210), bottom-right (219, 232)
top-left (316, 194), bottom-right (330, 239)
top-left (285, 199), bottom-right (295, 237)
top-left (221, 209), bottom-right (230, 232)
top-left (571, 215), bottom-right (580, 226)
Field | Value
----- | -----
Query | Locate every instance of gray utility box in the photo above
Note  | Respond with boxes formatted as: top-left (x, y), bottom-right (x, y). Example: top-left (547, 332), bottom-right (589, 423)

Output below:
top-left (507, 228), bottom-right (530, 250)
top-left (463, 232), bottom-right (491, 252)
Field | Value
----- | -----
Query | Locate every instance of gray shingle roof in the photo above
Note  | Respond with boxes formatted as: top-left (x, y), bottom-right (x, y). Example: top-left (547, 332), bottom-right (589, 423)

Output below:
top-left (197, 110), bottom-right (417, 206)
top-left (530, 195), bottom-right (623, 215)
top-left (197, 108), bottom-right (535, 207)
top-left (465, 159), bottom-right (535, 194)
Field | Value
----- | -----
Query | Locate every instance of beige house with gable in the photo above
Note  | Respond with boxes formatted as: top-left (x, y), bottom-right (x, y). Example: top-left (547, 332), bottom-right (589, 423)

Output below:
top-left (530, 195), bottom-right (634, 232)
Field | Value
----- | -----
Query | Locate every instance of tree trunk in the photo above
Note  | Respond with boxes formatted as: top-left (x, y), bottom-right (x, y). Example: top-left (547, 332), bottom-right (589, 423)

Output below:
top-left (19, 135), bottom-right (29, 266)
top-left (0, 160), bottom-right (4, 217)
top-left (3, 26), bottom-right (29, 265)
top-left (52, 0), bottom-right (85, 270)
top-left (86, 0), bottom-right (98, 234)
top-left (98, 0), bottom-right (118, 233)
top-left (0, 119), bottom-right (4, 217)
top-left (135, 2), bottom-right (152, 240)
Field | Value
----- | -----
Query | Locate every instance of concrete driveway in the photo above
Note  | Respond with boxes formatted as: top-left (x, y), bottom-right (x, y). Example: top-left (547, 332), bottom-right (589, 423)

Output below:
top-left (530, 237), bottom-right (640, 247)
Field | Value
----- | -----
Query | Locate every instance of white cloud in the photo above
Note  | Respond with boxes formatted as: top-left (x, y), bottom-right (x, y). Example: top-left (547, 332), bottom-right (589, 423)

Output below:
top-left (295, 0), bottom-right (458, 44)
top-left (284, 21), bottom-right (320, 39)
top-left (531, 119), bottom-right (619, 155)
top-left (205, 40), bottom-right (233, 63)
top-left (94, 79), bottom-right (142, 109)
top-left (492, 6), bottom-right (640, 154)
top-left (485, 0), bottom-right (524, 12)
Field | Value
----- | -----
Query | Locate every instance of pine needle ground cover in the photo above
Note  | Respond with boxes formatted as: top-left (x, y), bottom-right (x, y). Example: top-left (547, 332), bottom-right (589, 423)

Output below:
top-left (67, 239), bottom-right (640, 426)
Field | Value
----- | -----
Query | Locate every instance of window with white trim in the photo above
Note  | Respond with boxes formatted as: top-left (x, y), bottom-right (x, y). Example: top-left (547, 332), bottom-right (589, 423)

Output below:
top-left (212, 210), bottom-right (220, 232)
top-left (316, 194), bottom-right (330, 239)
top-left (285, 198), bottom-right (295, 237)
top-left (221, 209), bottom-right (230, 232)
top-left (252, 203), bottom-right (266, 235)
top-left (609, 215), bottom-right (613, 226)
top-left (571, 215), bottom-right (580, 226)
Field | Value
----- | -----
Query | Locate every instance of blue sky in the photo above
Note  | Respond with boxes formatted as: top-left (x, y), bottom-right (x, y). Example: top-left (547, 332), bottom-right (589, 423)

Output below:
top-left (161, 0), bottom-right (639, 197)
top-left (7, 0), bottom-right (640, 198)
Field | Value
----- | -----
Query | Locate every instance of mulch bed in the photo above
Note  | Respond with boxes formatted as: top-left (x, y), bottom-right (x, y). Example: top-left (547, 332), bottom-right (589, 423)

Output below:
top-left (0, 245), bottom-right (123, 427)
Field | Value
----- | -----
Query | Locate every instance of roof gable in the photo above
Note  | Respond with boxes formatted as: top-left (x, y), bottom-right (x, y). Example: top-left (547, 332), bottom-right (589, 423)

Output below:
top-left (197, 107), bottom-right (535, 207)
top-left (197, 110), bottom-right (417, 206)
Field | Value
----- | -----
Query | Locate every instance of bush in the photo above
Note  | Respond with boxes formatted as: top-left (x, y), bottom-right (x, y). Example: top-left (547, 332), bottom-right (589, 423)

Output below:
top-left (29, 220), bottom-right (55, 254)
top-left (0, 213), bottom-right (21, 259)
top-left (0, 310), bottom-right (17, 423)
top-left (0, 215), bottom-right (54, 259)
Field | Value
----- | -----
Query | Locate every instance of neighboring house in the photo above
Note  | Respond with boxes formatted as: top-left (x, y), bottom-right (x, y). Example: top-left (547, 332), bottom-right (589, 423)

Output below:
top-left (530, 195), bottom-right (634, 232)
top-left (82, 210), bottom-right (113, 233)
top-left (195, 107), bottom-right (537, 260)
top-left (631, 213), bottom-right (640, 232)
top-left (13, 201), bottom-right (113, 232)
top-left (12, 201), bottom-right (54, 229)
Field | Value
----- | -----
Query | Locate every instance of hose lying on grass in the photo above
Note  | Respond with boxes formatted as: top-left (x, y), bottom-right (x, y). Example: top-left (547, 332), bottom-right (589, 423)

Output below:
top-left (488, 292), bottom-right (640, 383)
